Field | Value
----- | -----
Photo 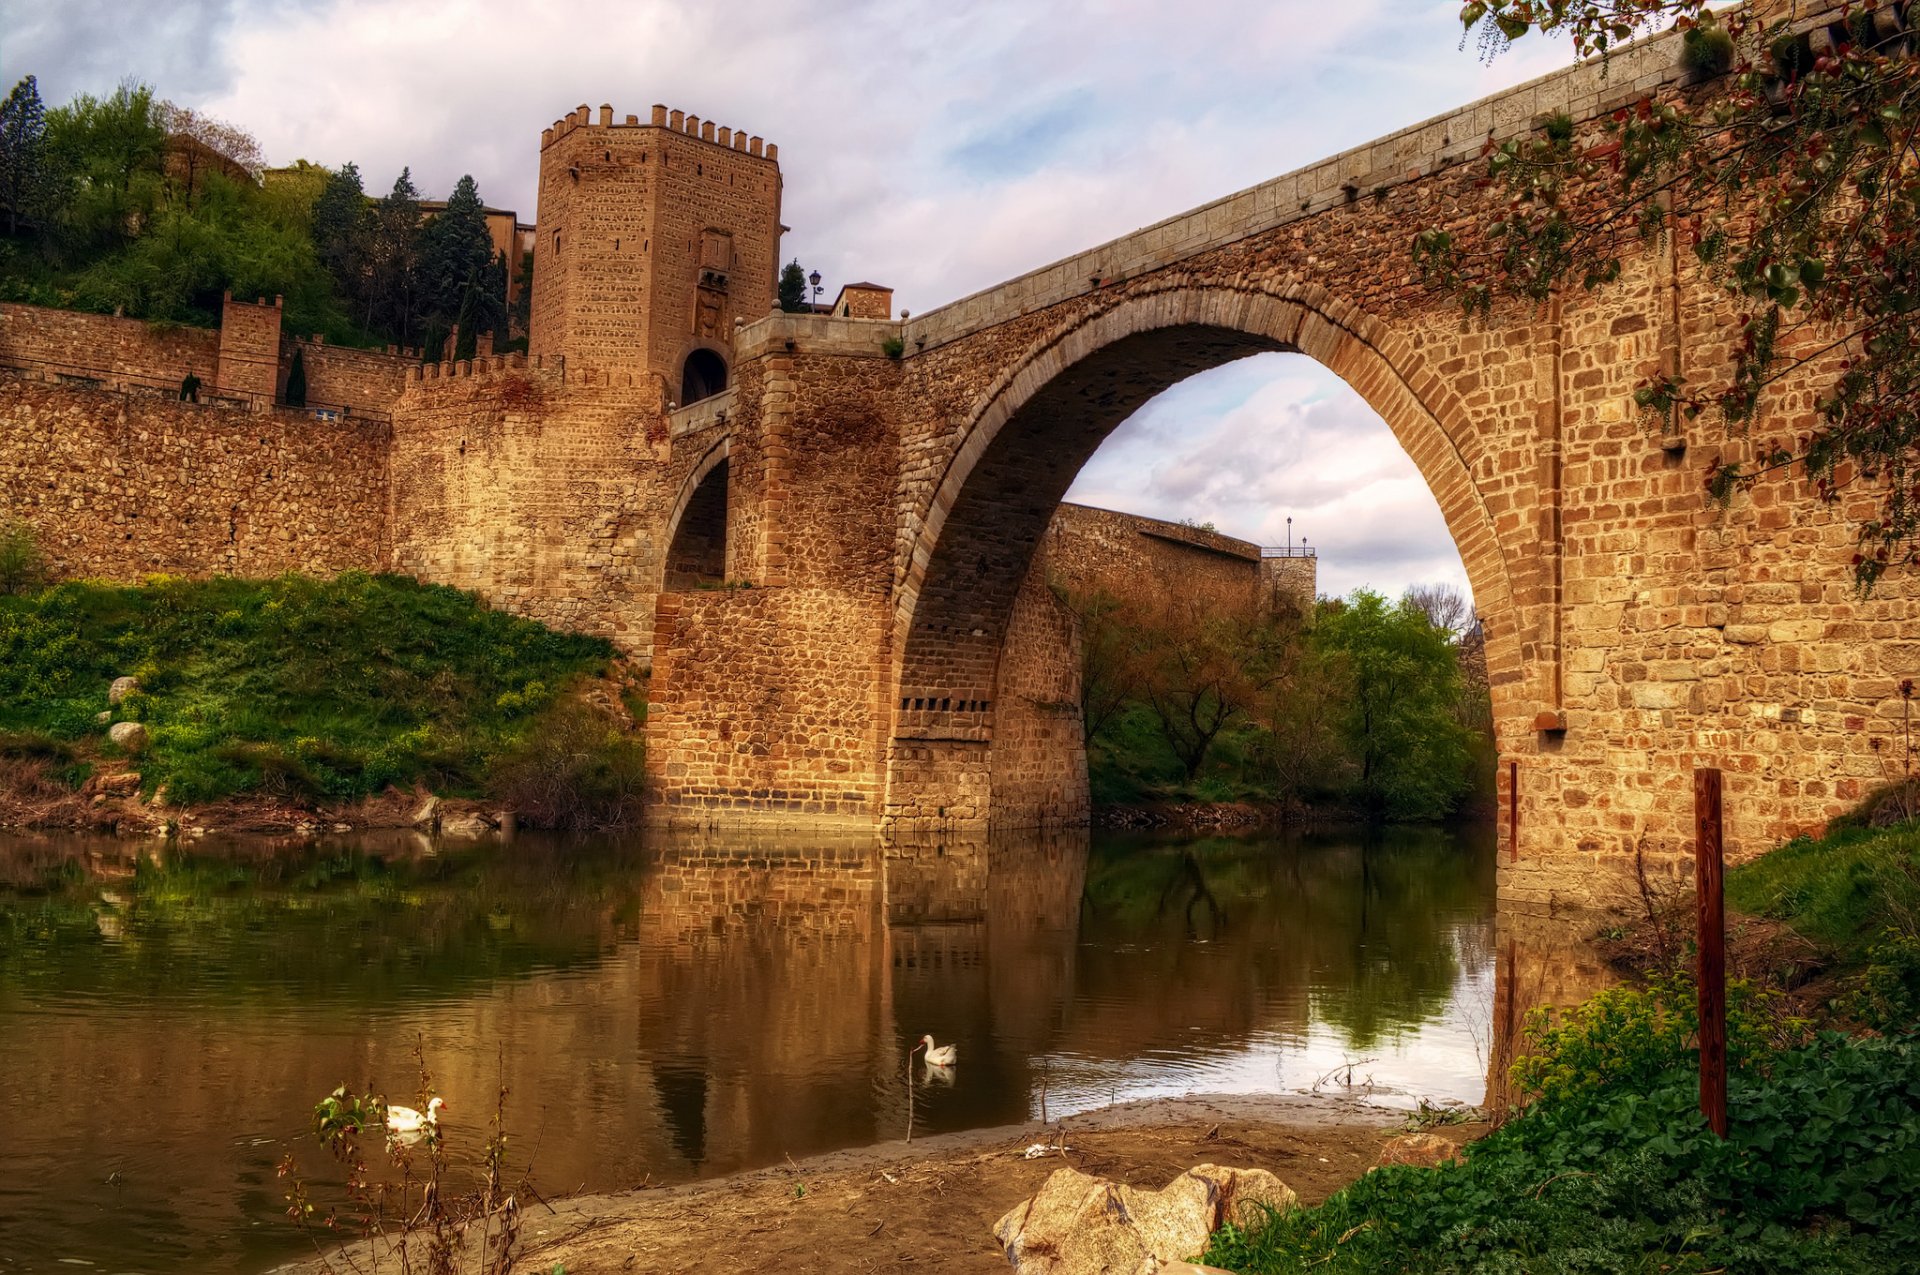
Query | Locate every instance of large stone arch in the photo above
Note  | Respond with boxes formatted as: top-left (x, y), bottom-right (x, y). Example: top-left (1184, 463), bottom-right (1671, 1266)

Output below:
top-left (884, 282), bottom-right (1526, 826)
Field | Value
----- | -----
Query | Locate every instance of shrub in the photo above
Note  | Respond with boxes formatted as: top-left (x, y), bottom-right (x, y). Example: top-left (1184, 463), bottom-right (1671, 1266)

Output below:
top-left (0, 520), bottom-right (45, 595)
top-left (1681, 25), bottom-right (1737, 76)
top-left (1207, 1031), bottom-right (1920, 1274)
top-left (485, 697), bottom-right (644, 830)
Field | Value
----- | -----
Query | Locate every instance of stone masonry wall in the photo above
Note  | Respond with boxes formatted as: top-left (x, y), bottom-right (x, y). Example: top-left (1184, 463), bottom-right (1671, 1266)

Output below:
top-left (387, 356), bottom-right (677, 652)
top-left (0, 303), bottom-right (219, 391)
top-left (215, 294), bottom-right (282, 404)
top-left (528, 102), bottom-right (780, 392)
top-left (290, 338), bottom-right (412, 417)
top-left (0, 376), bottom-right (389, 578)
top-left (1040, 501), bottom-right (1266, 618)
top-left (988, 562), bottom-right (1090, 827)
top-left (646, 586), bottom-right (888, 822)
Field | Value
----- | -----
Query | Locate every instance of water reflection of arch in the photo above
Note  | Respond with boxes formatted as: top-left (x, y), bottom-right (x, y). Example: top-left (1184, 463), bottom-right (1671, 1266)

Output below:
top-left (881, 829), bottom-right (1089, 1111)
top-left (634, 832), bottom-right (885, 1174)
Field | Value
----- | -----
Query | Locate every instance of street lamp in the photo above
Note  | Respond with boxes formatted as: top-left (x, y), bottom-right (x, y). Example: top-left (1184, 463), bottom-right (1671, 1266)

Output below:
top-left (809, 269), bottom-right (824, 309)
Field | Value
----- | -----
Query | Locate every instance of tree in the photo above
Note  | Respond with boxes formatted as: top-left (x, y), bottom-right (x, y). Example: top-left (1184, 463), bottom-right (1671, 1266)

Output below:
top-left (1312, 590), bottom-right (1472, 820)
top-left (310, 161), bottom-right (369, 305)
top-left (155, 101), bottom-right (264, 205)
top-left (364, 168), bottom-right (422, 347)
top-left (1404, 583), bottom-right (1473, 640)
top-left (1426, 2), bottom-right (1920, 588)
top-left (417, 173), bottom-right (502, 360)
top-left (1060, 586), bottom-right (1148, 744)
top-left (777, 258), bottom-right (808, 312)
top-left (284, 346), bottom-right (307, 407)
top-left (40, 81), bottom-right (167, 260)
top-left (0, 76), bottom-right (47, 236)
top-left (1134, 599), bottom-right (1276, 783)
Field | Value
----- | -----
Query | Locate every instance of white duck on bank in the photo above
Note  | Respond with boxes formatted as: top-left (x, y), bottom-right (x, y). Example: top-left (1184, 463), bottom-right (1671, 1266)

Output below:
top-left (915, 1035), bottom-right (957, 1066)
top-left (385, 1096), bottom-right (445, 1135)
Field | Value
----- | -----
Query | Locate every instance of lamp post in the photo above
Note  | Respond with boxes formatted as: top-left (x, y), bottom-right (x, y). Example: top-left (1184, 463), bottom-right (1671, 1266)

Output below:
top-left (1287, 516), bottom-right (1293, 554)
top-left (809, 269), bottom-right (823, 310)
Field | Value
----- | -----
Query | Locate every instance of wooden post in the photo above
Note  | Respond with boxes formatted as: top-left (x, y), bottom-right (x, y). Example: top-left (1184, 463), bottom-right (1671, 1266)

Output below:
top-left (1694, 766), bottom-right (1728, 1138)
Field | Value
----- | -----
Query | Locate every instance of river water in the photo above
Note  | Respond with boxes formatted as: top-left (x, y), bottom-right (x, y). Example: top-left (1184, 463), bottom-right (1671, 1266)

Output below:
top-left (0, 821), bottom-right (1565, 1273)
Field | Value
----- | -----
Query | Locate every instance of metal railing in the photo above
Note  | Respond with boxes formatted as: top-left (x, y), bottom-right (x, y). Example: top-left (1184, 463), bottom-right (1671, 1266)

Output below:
top-left (1261, 545), bottom-right (1317, 559)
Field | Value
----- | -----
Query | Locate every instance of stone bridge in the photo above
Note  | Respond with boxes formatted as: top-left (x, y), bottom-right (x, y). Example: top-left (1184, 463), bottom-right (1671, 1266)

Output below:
top-left (625, 20), bottom-right (1913, 913)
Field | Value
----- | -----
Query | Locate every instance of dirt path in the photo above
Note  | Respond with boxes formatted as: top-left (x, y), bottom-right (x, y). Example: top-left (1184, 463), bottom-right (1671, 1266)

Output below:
top-left (490, 1095), bottom-right (1484, 1274)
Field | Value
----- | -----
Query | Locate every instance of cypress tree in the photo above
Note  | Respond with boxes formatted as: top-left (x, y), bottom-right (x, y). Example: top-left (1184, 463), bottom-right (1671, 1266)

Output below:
top-left (284, 346), bottom-right (307, 407)
top-left (420, 174), bottom-right (502, 360)
top-left (777, 258), bottom-right (807, 313)
top-left (0, 76), bottom-right (48, 237)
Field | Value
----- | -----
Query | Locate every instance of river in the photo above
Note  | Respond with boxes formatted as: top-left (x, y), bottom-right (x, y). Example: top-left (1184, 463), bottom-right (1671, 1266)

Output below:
top-left (0, 821), bottom-right (1601, 1272)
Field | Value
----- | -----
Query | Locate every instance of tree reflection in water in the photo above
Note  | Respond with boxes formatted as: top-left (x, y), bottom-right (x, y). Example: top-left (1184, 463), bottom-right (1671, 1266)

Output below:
top-left (0, 820), bottom-right (1602, 1275)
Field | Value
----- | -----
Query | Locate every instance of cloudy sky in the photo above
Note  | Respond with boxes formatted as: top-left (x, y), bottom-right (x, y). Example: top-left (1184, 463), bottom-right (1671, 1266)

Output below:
top-left (2, 1), bottom-right (1573, 600)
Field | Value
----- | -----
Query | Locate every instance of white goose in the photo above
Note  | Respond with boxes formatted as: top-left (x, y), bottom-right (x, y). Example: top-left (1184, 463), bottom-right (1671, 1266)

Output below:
top-left (915, 1034), bottom-right (957, 1066)
top-left (385, 1096), bottom-right (445, 1135)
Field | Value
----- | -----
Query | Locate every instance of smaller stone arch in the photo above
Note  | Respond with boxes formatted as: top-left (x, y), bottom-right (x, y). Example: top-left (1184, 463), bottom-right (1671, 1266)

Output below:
top-left (680, 347), bottom-right (729, 406)
top-left (662, 439), bottom-right (731, 590)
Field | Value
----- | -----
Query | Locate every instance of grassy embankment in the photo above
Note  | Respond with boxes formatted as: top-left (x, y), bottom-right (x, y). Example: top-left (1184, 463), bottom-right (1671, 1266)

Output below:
top-left (0, 572), bottom-right (644, 826)
top-left (1203, 816), bottom-right (1920, 1275)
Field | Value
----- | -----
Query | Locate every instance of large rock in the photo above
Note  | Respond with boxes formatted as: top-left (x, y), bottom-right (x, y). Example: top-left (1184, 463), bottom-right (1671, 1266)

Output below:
top-left (108, 675), bottom-right (141, 705)
top-left (107, 722), bottom-right (148, 753)
top-left (1375, 1132), bottom-right (1462, 1169)
top-left (992, 1163), bottom-right (1295, 1274)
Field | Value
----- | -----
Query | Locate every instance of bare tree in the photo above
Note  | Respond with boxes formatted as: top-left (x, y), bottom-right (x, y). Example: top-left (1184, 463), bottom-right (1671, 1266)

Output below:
top-left (1403, 583), bottom-right (1473, 640)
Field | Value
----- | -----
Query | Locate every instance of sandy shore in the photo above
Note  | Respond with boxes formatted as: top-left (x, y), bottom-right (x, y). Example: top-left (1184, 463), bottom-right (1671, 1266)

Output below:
top-left (281, 1093), bottom-right (1486, 1275)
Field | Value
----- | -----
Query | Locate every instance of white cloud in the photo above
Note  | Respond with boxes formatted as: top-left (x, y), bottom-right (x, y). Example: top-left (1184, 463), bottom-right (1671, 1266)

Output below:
top-left (2, 0), bottom-right (1583, 601)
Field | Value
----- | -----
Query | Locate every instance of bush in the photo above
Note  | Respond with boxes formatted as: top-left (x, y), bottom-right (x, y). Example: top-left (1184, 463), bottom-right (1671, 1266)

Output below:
top-left (1681, 25), bottom-right (1737, 77)
top-left (486, 697), bottom-right (644, 830)
top-left (1207, 1030), bottom-right (1920, 1274)
top-left (0, 520), bottom-right (45, 595)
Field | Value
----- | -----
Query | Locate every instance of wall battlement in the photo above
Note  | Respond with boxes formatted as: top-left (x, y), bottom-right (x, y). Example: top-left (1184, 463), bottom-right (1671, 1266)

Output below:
top-left (541, 102), bottom-right (775, 160)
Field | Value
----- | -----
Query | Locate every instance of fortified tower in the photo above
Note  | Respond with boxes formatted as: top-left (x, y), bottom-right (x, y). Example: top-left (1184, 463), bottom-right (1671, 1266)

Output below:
top-left (528, 103), bottom-right (783, 404)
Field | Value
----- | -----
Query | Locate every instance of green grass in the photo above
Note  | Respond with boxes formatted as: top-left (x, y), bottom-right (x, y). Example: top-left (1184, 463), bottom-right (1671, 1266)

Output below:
top-left (1728, 822), bottom-right (1920, 961)
top-left (0, 572), bottom-right (618, 805)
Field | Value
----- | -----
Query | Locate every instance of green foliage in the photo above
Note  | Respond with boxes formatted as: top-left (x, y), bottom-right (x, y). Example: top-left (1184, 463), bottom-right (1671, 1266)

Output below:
top-left (418, 174), bottom-right (504, 359)
top-left (0, 75), bottom-right (49, 236)
top-left (1728, 821), bottom-right (1920, 1029)
top-left (1065, 583), bottom-right (1486, 816)
top-left (1679, 25), bottom-right (1736, 77)
top-left (0, 518), bottom-right (44, 595)
top-left (1511, 976), bottom-right (1786, 1106)
top-left (310, 161), bottom-right (368, 297)
top-left (881, 335), bottom-right (905, 359)
top-left (0, 573), bottom-right (616, 804)
top-left (1208, 1029), bottom-right (1920, 1274)
top-left (777, 257), bottom-right (808, 312)
top-left (1311, 590), bottom-right (1472, 820)
top-left (39, 81), bottom-right (167, 262)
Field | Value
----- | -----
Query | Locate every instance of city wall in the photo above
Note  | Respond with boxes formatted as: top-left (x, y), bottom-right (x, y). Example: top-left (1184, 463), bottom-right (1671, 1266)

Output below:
top-left (0, 376), bottom-right (390, 579)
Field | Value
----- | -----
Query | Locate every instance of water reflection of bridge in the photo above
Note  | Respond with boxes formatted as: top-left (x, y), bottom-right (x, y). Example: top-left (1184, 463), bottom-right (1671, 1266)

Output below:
top-left (0, 826), bottom-right (1617, 1264)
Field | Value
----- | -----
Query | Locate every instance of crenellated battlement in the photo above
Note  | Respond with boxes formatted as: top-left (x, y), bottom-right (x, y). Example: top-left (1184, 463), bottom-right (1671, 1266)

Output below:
top-left (539, 102), bottom-right (776, 162)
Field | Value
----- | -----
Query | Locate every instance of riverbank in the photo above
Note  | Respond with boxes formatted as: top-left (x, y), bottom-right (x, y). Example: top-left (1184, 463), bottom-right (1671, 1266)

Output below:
top-left (282, 1095), bottom-right (1486, 1275)
top-left (0, 573), bottom-right (645, 834)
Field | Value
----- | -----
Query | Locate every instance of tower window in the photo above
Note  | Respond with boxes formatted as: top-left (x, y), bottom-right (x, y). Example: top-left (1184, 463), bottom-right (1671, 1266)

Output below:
top-left (552, 230), bottom-right (561, 257)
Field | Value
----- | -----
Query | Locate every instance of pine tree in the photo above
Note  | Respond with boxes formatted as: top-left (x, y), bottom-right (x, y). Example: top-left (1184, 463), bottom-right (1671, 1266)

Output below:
top-left (366, 168), bottom-right (422, 347)
top-left (777, 258), bottom-right (808, 313)
top-left (0, 76), bottom-right (47, 237)
top-left (418, 174), bottom-right (502, 360)
top-left (310, 162), bottom-right (368, 304)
